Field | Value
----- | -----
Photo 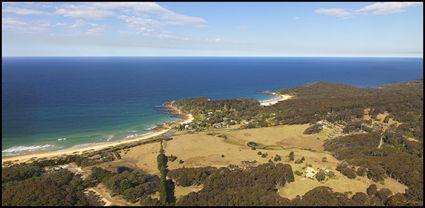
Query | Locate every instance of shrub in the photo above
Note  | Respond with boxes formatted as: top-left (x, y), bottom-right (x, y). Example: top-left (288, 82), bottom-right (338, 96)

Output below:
top-left (294, 159), bottom-right (302, 164)
top-left (336, 163), bottom-right (356, 179)
top-left (315, 170), bottom-right (326, 182)
top-left (351, 192), bottom-right (370, 205)
top-left (367, 184), bottom-right (378, 196)
top-left (274, 154), bottom-right (282, 162)
top-left (295, 157), bottom-right (305, 164)
top-left (366, 166), bottom-right (386, 182)
top-left (385, 193), bottom-right (407, 206)
top-left (356, 167), bottom-right (367, 177)
top-left (327, 170), bottom-right (336, 178)
top-left (168, 155), bottom-right (177, 162)
top-left (303, 124), bottom-right (323, 134)
top-left (376, 188), bottom-right (392, 202)
top-left (289, 152), bottom-right (294, 161)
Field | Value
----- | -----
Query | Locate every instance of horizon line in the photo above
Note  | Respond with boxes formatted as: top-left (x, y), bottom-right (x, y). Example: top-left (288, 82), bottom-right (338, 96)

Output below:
top-left (2, 55), bottom-right (423, 58)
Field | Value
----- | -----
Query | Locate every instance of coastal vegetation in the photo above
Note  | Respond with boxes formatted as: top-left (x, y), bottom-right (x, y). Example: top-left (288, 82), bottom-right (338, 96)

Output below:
top-left (173, 80), bottom-right (422, 136)
top-left (89, 167), bottom-right (159, 203)
top-left (170, 80), bottom-right (423, 205)
top-left (171, 163), bottom-right (406, 206)
top-left (2, 167), bottom-right (99, 206)
top-left (176, 162), bottom-right (295, 206)
top-left (2, 80), bottom-right (422, 206)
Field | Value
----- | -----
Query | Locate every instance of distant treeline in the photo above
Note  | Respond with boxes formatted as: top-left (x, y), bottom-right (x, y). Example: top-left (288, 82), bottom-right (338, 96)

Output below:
top-left (174, 80), bottom-right (423, 139)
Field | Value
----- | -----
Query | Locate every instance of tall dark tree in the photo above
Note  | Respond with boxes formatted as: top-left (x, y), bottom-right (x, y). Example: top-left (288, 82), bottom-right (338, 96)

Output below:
top-left (157, 140), bottom-right (175, 205)
top-left (289, 152), bottom-right (295, 161)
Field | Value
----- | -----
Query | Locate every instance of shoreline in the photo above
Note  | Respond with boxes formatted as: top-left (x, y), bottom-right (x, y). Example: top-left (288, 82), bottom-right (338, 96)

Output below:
top-left (2, 102), bottom-right (193, 164)
top-left (260, 92), bottom-right (293, 106)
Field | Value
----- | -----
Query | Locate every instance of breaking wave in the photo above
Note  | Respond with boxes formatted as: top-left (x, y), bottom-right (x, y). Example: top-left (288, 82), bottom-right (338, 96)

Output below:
top-left (2, 144), bottom-right (54, 155)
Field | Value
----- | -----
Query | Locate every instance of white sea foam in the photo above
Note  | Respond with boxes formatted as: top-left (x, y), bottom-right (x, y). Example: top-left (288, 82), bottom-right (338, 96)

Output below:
top-left (124, 132), bottom-right (151, 140)
top-left (147, 125), bottom-right (157, 130)
top-left (57, 137), bottom-right (67, 141)
top-left (69, 142), bottom-right (106, 150)
top-left (259, 96), bottom-right (281, 103)
top-left (2, 144), bottom-right (54, 154)
top-left (106, 135), bottom-right (114, 141)
top-left (125, 134), bottom-right (139, 139)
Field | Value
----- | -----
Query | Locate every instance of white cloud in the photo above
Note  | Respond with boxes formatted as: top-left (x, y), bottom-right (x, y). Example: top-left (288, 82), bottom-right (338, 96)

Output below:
top-left (52, 2), bottom-right (206, 27)
top-left (118, 15), bottom-right (156, 32)
top-left (2, 17), bottom-right (27, 26)
top-left (357, 2), bottom-right (423, 15)
top-left (2, 2), bottom-right (207, 41)
top-left (85, 2), bottom-right (206, 26)
top-left (316, 2), bottom-right (422, 17)
top-left (84, 25), bottom-right (106, 35)
top-left (315, 8), bottom-right (353, 17)
top-left (2, 6), bottom-right (51, 15)
top-left (69, 20), bottom-right (98, 28)
top-left (55, 22), bottom-right (65, 26)
top-left (61, 25), bottom-right (106, 37)
top-left (204, 37), bottom-right (222, 43)
top-left (55, 6), bottom-right (114, 19)
top-left (2, 17), bottom-right (49, 33)
top-left (49, 2), bottom-right (207, 38)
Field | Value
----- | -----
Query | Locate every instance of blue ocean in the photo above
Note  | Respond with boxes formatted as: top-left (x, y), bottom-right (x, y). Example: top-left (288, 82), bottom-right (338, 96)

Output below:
top-left (2, 57), bottom-right (423, 156)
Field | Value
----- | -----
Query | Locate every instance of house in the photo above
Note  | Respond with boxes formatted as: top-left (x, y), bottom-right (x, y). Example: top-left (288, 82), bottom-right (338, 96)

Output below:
top-left (305, 167), bottom-right (318, 179)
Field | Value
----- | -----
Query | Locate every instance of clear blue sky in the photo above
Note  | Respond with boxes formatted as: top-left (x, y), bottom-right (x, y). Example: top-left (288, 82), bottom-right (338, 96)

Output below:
top-left (2, 2), bottom-right (423, 57)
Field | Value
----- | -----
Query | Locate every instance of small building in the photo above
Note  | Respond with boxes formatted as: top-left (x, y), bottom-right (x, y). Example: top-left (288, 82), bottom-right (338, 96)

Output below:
top-left (305, 167), bottom-right (318, 179)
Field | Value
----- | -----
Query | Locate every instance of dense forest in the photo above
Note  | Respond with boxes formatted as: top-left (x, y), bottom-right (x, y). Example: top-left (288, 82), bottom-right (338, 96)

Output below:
top-left (2, 165), bottom-right (100, 206)
top-left (175, 162), bottom-right (294, 206)
top-left (90, 167), bottom-right (160, 203)
top-left (173, 80), bottom-right (423, 137)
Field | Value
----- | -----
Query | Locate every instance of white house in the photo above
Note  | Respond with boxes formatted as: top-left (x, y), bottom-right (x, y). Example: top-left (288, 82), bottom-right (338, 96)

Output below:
top-left (305, 167), bottom-right (318, 179)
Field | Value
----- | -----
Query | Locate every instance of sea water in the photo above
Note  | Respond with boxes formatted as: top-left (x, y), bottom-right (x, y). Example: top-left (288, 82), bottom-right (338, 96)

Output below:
top-left (2, 57), bottom-right (423, 156)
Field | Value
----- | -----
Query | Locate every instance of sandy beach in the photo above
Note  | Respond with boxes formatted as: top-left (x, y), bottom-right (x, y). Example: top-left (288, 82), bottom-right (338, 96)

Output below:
top-left (2, 103), bottom-right (194, 164)
top-left (260, 93), bottom-right (293, 106)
